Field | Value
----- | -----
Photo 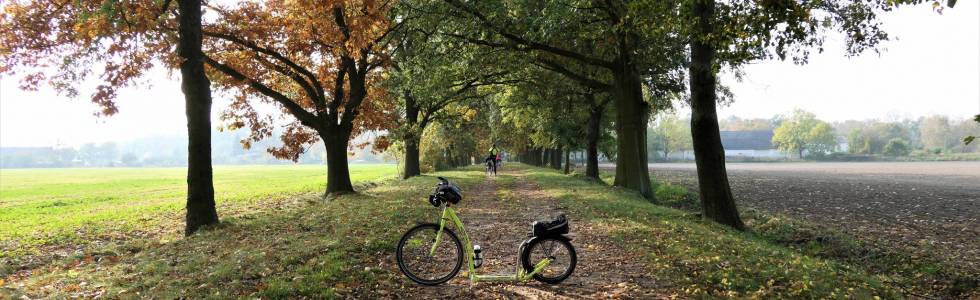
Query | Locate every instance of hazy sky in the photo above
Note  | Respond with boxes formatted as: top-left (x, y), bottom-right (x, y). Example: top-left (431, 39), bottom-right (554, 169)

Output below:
top-left (1, 3), bottom-right (978, 147)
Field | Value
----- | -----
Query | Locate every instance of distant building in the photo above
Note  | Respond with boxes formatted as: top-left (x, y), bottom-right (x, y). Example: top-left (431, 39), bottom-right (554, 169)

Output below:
top-left (664, 130), bottom-right (784, 160)
top-left (719, 130), bottom-right (783, 158)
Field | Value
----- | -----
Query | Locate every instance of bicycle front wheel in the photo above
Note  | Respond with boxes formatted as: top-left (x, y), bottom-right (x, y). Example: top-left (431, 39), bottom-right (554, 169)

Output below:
top-left (396, 223), bottom-right (463, 285)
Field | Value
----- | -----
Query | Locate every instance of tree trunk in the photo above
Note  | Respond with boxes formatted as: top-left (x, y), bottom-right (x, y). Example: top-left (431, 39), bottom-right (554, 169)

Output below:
top-left (178, 0), bottom-right (219, 236)
top-left (543, 149), bottom-right (551, 167)
top-left (689, 0), bottom-right (745, 230)
top-left (324, 132), bottom-right (355, 195)
top-left (611, 57), bottom-right (654, 199)
top-left (551, 146), bottom-right (563, 170)
top-left (563, 148), bottom-right (571, 174)
top-left (585, 102), bottom-right (602, 180)
top-left (403, 137), bottom-right (421, 179)
top-left (402, 91), bottom-right (422, 179)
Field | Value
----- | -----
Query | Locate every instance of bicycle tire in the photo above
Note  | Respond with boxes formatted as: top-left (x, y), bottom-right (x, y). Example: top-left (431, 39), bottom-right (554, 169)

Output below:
top-left (520, 236), bottom-right (577, 284)
top-left (396, 223), bottom-right (464, 285)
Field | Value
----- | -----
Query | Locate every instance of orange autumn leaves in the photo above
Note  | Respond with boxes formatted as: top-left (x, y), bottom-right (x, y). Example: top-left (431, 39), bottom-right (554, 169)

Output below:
top-left (0, 0), bottom-right (398, 159)
top-left (1, 0), bottom-right (173, 116)
top-left (205, 0), bottom-right (396, 160)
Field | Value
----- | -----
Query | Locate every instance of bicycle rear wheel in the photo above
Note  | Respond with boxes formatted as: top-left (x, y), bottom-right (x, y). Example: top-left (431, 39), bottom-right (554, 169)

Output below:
top-left (520, 237), bottom-right (576, 284)
top-left (396, 223), bottom-right (463, 285)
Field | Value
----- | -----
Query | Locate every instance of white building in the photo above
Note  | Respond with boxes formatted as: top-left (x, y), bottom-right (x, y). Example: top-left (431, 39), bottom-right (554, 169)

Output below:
top-left (665, 130), bottom-right (786, 160)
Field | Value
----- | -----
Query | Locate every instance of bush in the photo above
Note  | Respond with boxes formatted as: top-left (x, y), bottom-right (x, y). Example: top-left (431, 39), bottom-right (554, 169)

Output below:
top-left (652, 182), bottom-right (700, 210)
top-left (883, 138), bottom-right (910, 157)
top-left (812, 152), bottom-right (873, 162)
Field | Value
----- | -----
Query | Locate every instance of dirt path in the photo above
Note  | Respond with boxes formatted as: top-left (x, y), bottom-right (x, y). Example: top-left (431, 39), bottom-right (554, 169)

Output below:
top-left (362, 169), bottom-right (666, 299)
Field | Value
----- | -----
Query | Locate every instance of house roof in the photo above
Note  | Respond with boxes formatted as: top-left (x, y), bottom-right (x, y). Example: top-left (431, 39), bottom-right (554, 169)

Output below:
top-left (720, 130), bottom-right (774, 150)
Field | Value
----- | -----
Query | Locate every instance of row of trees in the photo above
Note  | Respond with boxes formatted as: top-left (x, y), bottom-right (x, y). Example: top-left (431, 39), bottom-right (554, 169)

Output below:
top-left (649, 110), bottom-right (979, 160)
top-left (378, 0), bottom-right (947, 230)
top-left (0, 131), bottom-right (392, 169)
top-left (1, 0), bottom-right (950, 233)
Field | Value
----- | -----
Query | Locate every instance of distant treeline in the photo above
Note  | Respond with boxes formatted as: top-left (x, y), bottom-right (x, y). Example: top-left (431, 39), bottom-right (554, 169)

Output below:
top-left (647, 112), bottom-right (980, 160)
top-left (0, 130), bottom-right (391, 169)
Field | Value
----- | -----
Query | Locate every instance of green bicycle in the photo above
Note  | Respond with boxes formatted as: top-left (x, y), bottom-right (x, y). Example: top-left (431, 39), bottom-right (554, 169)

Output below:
top-left (396, 177), bottom-right (577, 285)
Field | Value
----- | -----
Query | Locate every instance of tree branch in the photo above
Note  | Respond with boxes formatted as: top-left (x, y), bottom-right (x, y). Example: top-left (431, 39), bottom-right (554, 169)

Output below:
top-left (251, 54), bottom-right (325, 112)
top-left (202, 31), bottom-right (326, 105)
top-left (444, 0), bottom-right (614, 69)
top-left (202, 55), bottom-right (319, 129)
top-left (534, 59), bottom-right (612, 90)
top-left (333, 7), bottom-right (351, 40)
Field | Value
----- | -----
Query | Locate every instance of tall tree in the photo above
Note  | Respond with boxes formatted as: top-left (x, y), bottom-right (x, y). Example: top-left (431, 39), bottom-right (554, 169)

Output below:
top-left (201, 1), bottom-right (398, 195)
top-left (688, 0), bottom-right (744, 229)
top-left (386, 23), bottom-right (513, 178)
top-left (0, 0), bottom-right (222, 234)
top-left (177, 0), bottom-right (219, 235)
top-left (438, 0), bottom-right (688, 199)
top-left (682, 0), bottom-right (949, 229)
top-left (772, 110), bottom-right (836, 158)
top-left (582, 92), bottom-right (613, 180)
top-left (1, 0), bottom-right (401, 197)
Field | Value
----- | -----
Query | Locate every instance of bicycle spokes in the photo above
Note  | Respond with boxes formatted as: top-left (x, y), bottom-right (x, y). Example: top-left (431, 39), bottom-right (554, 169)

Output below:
top-left (527, 239), bottom-right (573, 279)
top-left (399, 226), bottom-right (461, 283)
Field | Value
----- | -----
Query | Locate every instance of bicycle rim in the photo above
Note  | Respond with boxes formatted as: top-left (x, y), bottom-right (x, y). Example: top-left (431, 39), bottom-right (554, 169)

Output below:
top-left (396, 224), bottom-right (463, 285)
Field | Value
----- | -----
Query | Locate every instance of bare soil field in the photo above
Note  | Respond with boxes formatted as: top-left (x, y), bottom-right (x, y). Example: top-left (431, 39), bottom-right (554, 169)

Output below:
top-left (637, 162), bottom-right (980, 272)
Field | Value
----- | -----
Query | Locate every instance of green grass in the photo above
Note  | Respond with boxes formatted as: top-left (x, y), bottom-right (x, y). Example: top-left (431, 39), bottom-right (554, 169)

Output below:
top-left (4, 163), bottom-right (969, 298)
top-left (1, 166), bottom-right (481, 299)
top-left (0, 164), bottom-right (396, 272)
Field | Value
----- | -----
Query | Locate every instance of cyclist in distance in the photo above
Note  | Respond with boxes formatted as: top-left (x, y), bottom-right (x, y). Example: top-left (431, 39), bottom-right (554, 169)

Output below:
top-left (486, 143), bottom-right (499, 176)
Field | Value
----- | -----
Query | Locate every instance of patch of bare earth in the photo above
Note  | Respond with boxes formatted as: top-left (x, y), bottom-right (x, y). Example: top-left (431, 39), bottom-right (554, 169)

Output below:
top-left (646, 165), bottom-right (980, 273)
top-left (359, 170), bottom-right (668, 299)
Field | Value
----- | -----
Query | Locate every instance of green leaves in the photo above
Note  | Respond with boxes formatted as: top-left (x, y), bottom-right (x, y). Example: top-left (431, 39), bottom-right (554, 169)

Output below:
top-left (772, 109), bottom-right (836, 157)
top-left (964, 114), bottom-right (980, 145)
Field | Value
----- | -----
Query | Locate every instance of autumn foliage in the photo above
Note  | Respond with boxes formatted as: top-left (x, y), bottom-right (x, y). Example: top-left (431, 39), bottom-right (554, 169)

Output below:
top-left (1, 0), bottom-right (399, 197)
top-left (1, 0), bottom-right (396, 163)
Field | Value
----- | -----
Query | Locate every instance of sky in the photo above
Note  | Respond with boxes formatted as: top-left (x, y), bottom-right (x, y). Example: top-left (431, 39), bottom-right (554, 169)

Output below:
top-left (1, 3), bottom-right (978, 148)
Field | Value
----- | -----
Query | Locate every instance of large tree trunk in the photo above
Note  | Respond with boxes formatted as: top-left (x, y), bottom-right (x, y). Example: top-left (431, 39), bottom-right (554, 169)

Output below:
top-left (585, 101), bottom-right (602, 180)
top-left (402, 91), bottom-right (422, 179)
top-left (403, 137), bottom-right (421, 179)
top-left (323, 132), bottom-right (355, 195)
top-left (179, 0), bottom-right (219, 236)
top-left (689, 0), bottom-right (745, 230)
top-left (611, 56), bottom-right (654, 199)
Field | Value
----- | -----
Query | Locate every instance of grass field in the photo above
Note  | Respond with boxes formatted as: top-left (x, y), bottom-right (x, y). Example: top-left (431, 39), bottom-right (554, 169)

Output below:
top-left (1, 164), bottom-right (974, 298)
top-left (0, 164), bottom-right (396, 273)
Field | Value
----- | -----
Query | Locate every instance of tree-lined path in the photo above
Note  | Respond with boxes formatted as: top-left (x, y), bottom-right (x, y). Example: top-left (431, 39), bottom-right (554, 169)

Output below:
top-left (2, 1), bottom-right (972, 298)
top-left (369, 168), bottom-right (665, 299)
top-left (2, 164), bottom-right (970, 298)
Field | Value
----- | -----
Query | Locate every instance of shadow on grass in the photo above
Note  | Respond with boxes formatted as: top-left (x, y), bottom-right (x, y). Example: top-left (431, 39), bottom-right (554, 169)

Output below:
top-left (1, 170), bottom-right (489, 299)
top-left (543, 164), bottom-right (977, 298)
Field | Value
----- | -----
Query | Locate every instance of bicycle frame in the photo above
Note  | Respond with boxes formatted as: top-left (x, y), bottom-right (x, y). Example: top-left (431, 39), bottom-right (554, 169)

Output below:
top-left (431, 205), bottom-right (552, 282)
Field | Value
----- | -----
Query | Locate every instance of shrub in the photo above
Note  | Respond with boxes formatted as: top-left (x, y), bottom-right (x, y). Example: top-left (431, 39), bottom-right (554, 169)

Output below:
top-left (883, 138), bottom-right (910, 157)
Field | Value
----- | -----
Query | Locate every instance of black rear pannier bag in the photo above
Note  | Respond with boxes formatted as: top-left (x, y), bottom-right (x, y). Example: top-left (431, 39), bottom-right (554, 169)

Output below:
top-left (532, 214), bottom-right (569, 237)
